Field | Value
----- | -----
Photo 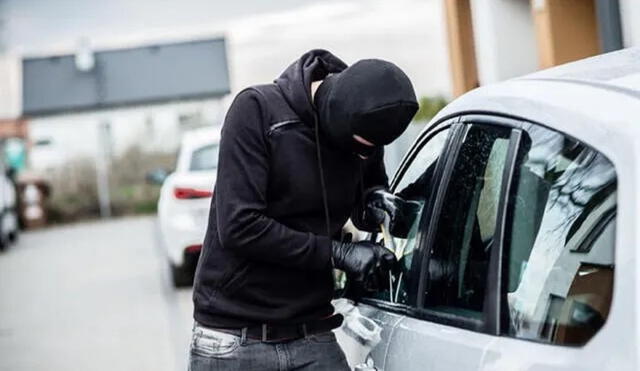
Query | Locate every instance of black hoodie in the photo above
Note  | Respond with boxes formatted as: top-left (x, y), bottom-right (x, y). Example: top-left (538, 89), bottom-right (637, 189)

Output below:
top-left (193, 50), bottom-right (389, 328)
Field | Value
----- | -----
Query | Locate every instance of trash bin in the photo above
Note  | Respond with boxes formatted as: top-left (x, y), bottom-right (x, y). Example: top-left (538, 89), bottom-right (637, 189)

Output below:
top-left (17, 175), bottom-right (50, 229)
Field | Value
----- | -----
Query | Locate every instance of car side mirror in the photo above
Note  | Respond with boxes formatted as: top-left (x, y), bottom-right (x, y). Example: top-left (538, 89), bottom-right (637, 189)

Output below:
top-left (146, 168), bottom-right (170, 185)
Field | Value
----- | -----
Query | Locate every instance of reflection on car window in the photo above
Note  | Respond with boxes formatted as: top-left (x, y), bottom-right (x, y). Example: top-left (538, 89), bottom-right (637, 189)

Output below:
top-left (505, 124), bottom-right (616, 346)
top-left (425, 124), bottom-right (511, 319)
top-left (190, 144), bottom-right (219, 171)
top-left (366, 127), bottom-right (450, 306)
top-left (395, 128), bottom-right (450, 193)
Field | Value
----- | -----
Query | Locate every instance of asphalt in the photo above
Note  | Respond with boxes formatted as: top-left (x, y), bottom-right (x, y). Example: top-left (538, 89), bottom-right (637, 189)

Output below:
top-left (0, 216), bottom-right (194, 371)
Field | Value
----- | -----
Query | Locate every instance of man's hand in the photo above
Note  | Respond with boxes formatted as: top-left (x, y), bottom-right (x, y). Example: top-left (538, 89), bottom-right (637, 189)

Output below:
top-left (364, 189), bottom-right (421, 238)
top-left (331, 240), bottom-right (396, 281)
top-left (364, 189), bottom-right (403, 226)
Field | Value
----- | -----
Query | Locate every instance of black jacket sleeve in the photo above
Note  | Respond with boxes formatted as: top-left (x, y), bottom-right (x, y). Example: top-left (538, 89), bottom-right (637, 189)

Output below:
top-left (350, 148), bottom-right (389, 232)
top-left (214, 89), bottom-right (332, 270)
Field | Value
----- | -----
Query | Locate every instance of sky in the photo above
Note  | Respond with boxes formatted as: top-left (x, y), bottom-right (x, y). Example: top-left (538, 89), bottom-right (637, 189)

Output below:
top-left (1, 0), bottom-right (317, 53)
top-left (1, 0), bottom-right (452, 99)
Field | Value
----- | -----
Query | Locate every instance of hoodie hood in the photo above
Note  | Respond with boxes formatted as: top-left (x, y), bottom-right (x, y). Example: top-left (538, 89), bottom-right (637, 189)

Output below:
top-left (314, 59), bottom-right (418, 155)
top-left (275, 49), bottom-right (348, 125)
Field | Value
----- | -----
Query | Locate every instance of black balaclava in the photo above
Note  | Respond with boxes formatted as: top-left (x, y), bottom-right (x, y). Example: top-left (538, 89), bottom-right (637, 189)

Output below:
top-left (314, 59), bottom-right (418, 157)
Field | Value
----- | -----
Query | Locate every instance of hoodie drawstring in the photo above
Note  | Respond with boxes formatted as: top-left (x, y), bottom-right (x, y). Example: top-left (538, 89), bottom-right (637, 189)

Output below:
top-left (357, 160), bottom-right (368, 228)
top-left (313, 113), bottom-right (332, 240)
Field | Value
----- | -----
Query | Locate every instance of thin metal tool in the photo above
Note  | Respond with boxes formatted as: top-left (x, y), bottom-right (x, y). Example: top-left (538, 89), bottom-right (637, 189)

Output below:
top-left (380, 213), bottom-right (396, 255)
top-left (380, 214), bottom-right (396, 302)
top-left (394, 272), bottom-right (403, 303)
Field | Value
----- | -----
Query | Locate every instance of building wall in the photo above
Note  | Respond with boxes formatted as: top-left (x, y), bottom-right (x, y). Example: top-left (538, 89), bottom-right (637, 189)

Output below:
top-left (449, 0), bottom-right (638, 96)
top-left (469, 0), bottom-right (538, 85)
top-left (620, 0), bottom-right (640, 47)
top-left (533, 0), bottom-right (600, 69)
top-left (27, 98), bottom-right (223, 172)
top-left (0, 118), bottom-right (27, 138)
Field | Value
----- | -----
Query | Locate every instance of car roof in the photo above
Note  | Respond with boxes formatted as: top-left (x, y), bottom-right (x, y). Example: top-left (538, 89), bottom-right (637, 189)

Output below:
top-left (430, 47), bottom-right (640, 161)
top-left (521, 47), bottom-right (640, 98)
top-left (175, 127), bottom-right (221, 173)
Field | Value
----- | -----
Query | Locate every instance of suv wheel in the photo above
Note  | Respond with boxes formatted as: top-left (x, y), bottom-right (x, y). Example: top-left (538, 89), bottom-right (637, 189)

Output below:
top-left (0, 217), bottom-right (7, 252)
top-left (170, 262), bottom-right (193, 287)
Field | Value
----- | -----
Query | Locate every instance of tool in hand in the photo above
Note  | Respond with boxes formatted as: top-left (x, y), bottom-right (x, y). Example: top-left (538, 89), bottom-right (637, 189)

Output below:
top-left (380, 213), bottom-right (396, 302)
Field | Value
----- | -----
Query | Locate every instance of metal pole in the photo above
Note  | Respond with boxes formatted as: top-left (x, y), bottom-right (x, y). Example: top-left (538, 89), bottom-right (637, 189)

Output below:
top-left (595, 0), bottom-right (624, 52)
top-left (96, 121), bottom-right (111, 218)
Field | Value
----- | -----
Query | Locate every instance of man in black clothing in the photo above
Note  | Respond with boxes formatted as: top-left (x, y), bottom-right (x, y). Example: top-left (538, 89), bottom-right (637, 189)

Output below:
top-left (189, 49), bottom-right (418, 371)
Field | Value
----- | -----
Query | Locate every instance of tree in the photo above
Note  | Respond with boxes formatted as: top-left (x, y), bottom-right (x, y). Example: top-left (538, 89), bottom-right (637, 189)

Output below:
top-left (413, 96), bottom-right (448, 123)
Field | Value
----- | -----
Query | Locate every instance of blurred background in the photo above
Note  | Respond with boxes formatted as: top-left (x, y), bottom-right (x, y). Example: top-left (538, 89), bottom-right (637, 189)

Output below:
top-left (0, 0), bottom-right (638, 370)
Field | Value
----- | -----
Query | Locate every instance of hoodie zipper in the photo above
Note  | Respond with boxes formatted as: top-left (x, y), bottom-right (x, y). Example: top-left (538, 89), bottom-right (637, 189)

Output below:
top-left (267, 120), bottom-right (303, 136)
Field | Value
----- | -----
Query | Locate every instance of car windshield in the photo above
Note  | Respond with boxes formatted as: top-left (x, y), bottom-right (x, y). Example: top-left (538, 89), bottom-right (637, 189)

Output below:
top-left (189, 144), bottom-right (219, 171)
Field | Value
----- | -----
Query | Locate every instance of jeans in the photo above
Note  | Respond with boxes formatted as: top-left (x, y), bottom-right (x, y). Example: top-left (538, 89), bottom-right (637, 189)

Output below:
top-left (188, 322), bottom-right (350, 371)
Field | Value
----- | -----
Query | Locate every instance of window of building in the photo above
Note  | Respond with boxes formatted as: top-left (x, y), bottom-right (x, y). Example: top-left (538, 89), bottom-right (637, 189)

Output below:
top-left (179, 111), bottom-right (204, 130)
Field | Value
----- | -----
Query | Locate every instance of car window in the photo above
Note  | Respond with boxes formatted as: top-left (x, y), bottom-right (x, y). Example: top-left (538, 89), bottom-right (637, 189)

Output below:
top-left (394, 127), bottom-right (450, 192)
top-left (190, 144), bottom-right (219, 171)
top-left (365, 127), bottom-right (451, 306)
top-left (424, 124), bottom-right (511, 320)
top-left (505, 124), bottom-right (616, 346)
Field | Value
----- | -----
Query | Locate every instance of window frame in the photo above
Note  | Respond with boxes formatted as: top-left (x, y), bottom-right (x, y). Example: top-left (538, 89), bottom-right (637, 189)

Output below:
top-left (358, 113), bottom-right (527, 334)
top-left (359, 113), bottom-right (525, 330)
top-left (357, 117), bottom-right (459, 315)
top-left (411, 117), bottom-right (524, 333)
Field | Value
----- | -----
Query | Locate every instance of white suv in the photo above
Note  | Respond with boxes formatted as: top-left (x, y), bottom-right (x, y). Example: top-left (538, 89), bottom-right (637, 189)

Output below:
top-left (157, 127), bottom-right (219, 287)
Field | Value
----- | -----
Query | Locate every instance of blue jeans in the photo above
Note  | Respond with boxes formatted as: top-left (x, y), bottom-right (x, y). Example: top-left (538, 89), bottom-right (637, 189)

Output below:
top-left (188, 322), bottom-right (350, 371)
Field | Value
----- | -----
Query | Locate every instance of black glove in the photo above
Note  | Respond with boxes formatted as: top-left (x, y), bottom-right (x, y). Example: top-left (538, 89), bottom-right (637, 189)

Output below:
top-left (364, 189), bottom-right (421, 238)
top-left (364, 189), bottom-right (402, 226)
top-left (331, 240), bottom-right (396, 281)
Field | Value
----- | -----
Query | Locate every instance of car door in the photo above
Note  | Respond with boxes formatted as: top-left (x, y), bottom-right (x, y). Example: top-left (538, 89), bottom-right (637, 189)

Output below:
top-left (335, 120), bottom-right (455, 370)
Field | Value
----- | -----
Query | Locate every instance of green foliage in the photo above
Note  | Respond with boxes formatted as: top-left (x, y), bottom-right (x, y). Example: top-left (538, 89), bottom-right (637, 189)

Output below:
top-left (45, 146), bottom-right (173, 224)
top-left (413, 96), bottom-right (448, 123)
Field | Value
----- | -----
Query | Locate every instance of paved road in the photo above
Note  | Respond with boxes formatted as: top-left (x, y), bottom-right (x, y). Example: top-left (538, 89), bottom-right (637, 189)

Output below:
top-left (0, 216), bottom-right (194, 371)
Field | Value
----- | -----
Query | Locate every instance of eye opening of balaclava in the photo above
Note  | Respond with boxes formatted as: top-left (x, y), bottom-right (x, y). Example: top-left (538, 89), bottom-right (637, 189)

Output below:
top-left (314, 59), bottom-right (418, 158)
top-left (352, 137), bottom-right (376, 158)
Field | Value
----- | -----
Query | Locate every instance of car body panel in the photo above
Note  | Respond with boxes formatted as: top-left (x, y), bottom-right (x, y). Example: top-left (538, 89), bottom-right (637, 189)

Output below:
top-left (386, 315), bottom-right (495, 371)
top-left (158, 170), bottom-right (215, 265)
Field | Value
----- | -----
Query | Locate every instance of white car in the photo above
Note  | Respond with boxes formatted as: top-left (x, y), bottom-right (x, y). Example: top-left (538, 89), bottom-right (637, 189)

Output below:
top-left (336, 48), bottom-right (639, 370)
top-left (157, 127), bottom-right (219, 287)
